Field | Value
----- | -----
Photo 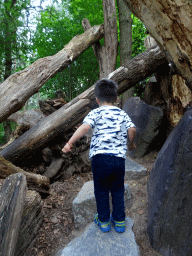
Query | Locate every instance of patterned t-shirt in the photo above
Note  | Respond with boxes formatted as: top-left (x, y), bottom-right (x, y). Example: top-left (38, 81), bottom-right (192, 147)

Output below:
top-left (83, 106), bottom-right (135, 159)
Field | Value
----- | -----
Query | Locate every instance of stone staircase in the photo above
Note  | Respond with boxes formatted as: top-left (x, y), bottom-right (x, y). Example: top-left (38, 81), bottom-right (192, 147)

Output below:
top-left (55, 156), bottom-right (147, 256)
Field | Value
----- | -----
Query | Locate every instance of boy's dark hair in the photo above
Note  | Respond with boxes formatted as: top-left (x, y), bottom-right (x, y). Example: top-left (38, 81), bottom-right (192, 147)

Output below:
top-left (95, 79), bottom-right (118, 103)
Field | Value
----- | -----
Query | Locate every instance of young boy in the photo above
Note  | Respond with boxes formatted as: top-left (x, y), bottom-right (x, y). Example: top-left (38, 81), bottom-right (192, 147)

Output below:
top-left (62, 79), bottom-right (136, 233)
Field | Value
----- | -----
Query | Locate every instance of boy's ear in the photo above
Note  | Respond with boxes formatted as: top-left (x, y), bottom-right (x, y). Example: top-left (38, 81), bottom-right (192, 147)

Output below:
top-left (96, 97), bottom-right (99, 103)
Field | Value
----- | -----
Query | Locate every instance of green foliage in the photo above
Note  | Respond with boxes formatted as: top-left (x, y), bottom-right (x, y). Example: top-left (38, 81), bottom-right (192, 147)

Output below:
top-left (132, 14), bottom-right (147, 57)
top-left (0, 121), bottom-right (17, 145)
top-left (0, 0), bottom-right (32, 81)
top-left (0, 124), bottom-right (5, 144)
top-left (32, 0), bottom-right (103, 100)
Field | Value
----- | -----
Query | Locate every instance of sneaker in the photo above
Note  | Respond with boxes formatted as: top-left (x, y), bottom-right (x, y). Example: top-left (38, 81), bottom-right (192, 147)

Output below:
top-left (111, 215), bottom-right (125, 233)
top-left (94, 213), bottom-right (111, 232)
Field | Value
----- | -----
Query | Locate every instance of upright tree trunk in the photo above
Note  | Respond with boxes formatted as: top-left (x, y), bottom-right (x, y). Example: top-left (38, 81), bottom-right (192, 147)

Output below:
top-left (124, 0), bottom-right (192, 90)
top-left (2, 0), bottom-right (15, 142)
top-left (117, 0), bottom-right (134, 103)
top-left (82, 0), bottom-right (118, 78)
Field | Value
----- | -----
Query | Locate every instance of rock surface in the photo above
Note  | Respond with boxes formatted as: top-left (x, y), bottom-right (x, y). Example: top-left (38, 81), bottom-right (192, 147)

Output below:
top-left (123, 97), bottom-right (164, 157)
top-left (147, 109), bottom-right (192, 255)
top-left (55, 217), bottom-right (140, 256)
top-left (125, 155), bottom-right (148, 180)
top-left (72, 180), bottom-right (132, 228)
top-left (8, 109), bottom-right (45, 128)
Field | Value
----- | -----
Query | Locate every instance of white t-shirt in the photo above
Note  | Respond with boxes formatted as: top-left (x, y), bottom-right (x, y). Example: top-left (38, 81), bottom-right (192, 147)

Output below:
top-left (83, 106), bottom-right (135, 159)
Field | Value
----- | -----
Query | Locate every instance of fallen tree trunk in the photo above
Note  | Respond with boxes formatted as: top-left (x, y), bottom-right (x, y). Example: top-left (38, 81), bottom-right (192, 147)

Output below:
top-left (0, 173), bottom-right (27, 256)
top-left (0, 156), bottom-right (50, 194)
top-left (1, 45), bottom-right (167, 163)
top-left (0, 24), bottom-right (104, 124)
top-left (124, 0), bottom-right (192, 90)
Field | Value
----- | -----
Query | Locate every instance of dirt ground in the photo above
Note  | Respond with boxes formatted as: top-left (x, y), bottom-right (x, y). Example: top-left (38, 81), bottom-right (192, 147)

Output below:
top-left (22, 150), bottom-right (161, 256)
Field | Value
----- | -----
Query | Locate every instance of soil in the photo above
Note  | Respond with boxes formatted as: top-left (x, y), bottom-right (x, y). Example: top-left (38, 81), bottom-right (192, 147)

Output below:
top-left (3, 150), bottom-right (162, 256)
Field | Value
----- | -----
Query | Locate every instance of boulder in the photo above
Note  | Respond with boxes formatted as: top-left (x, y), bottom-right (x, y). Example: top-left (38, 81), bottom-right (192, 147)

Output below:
top-left (147, 109), bottom-right (192, 255)
top-left (125, 155), bottom-right (148, 180)
top-left (8, 109), bottom-right (45, 128)
top-left (72, 180), bottom-right (132, 228)
top-left (55, 217), bottom-right (140, 256)
top-left (123, 97), bottom-right (164, 158)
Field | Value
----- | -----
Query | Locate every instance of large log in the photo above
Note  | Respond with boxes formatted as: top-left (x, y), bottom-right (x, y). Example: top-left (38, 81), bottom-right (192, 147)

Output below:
top-left (144, 35), bottom-right (192, 127)
top-left (0, 24), bottom-right (104, 124)
top-left (1, 45), bottom-right (167, 163)
top-left (0, 173), bottom-right (27, 256)
top-left (15, 190), bottom-right (43, 256)
top-left (124, 0), bottom-right (192, 90)
top-left (0, 156), bottom-right (50, 194)
top-left (0, 183), bottom-right (43, 256)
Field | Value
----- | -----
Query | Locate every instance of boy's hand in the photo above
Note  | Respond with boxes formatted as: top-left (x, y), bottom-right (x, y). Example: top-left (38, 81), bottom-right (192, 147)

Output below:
top-left (128, 142), bottom-right (136, 151)
top-left (62, 143), bottom-right (72, 153)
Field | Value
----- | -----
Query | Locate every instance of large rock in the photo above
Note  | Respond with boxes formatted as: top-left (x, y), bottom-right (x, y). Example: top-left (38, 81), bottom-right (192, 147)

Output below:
top-left (72, 180), bottom-right (132, 228)
top-left (125, 155), bottom-right (148, 180)
top-left (55, 217), bottom-right (140, 256)
top-left (147, 109), bottom-right (192, 255)
top-left (123, 97), bottom-right (164, 158)
top-left (8, 109), bottom-right (45, 128)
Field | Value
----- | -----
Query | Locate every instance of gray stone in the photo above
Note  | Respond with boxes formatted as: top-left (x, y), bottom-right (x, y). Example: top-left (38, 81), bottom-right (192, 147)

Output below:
top-left (125, 155), bottom-right (147, 180)
top-left (123, 97), bottom-right (164, 158)
top-left (72, 181), bottom-right (132, 228)
top-left (147, 109), bottom-right (192, 256)
top-left (55, 217), bottom-right (140, 256)
top-left (8, 109), bottom-right (45, 128)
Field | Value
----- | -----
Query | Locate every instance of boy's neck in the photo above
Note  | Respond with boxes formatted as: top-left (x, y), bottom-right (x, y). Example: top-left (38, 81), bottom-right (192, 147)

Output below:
top-left (99, 102), bottom-right (114, 107)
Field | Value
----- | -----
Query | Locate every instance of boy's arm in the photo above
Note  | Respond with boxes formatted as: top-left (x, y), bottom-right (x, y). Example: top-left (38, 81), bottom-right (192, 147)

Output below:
top-left (62, 123), bottom-right (91, 153)
top-left (128, 127), bottom-right (136, 150)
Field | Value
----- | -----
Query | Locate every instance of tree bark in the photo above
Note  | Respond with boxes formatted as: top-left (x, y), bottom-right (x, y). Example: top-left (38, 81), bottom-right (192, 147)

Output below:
top-left (82, 0), bottom-right (118, 78)
top-left (0, 183), bottom-right (43, 256)
top-left (43, 157), bottom-right (64, 179)
top-left (0, 24), bottom-right (104, 124)
top-left (124, 0), bottom-right (192, 90)
top-left (0, 173), bottom-right (27, 256)
top-left (144, 35), bottom-right (192, 127)
top-left (117, 0), bottom-right (134, 103)
top-left (0, 45), bottom-right (167, 163)
top-left (0, 156), bottom-right (50, 194)
top-left (15, 190), bottom-right (43, 256)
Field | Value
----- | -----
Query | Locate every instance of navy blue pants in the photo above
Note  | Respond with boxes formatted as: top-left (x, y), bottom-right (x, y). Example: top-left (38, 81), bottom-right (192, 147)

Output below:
top-left (92, 154), bottom-right (125, 222)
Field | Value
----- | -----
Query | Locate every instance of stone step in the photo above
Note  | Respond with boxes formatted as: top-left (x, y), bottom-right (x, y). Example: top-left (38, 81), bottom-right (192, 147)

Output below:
top-left (125, 155), bottom-right (147, 180)
top-left (55, 217), bottom-right (140, 256)
top-left (72, 180), bottom-right (132, 228)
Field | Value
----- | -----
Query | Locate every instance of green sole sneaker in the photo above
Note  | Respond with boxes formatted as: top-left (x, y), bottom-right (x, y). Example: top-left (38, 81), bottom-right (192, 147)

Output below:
top-left (94, 213), bottom-right (111, 233)
top-left (111, 215), bottom-right (125, 233)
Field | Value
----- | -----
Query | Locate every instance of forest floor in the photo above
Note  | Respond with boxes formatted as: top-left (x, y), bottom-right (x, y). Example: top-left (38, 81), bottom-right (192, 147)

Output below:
top-left (23, 150), bottom-right (162, 256)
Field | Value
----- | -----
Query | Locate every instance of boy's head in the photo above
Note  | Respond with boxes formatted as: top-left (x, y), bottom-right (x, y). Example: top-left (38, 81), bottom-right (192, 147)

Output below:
top-left (95, 79), bottom-right (118, 103)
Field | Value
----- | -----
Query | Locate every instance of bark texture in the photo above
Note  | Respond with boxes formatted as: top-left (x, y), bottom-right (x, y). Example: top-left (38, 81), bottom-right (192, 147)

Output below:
top-left (0, 173), bottom-right (27, 256)
top-left (15, 190), bottom-right (43, 256)
top-left (0, 45), bottom-right (167, 163)
top-left (144, 34), bottom-right (192, 127)
top-left (0, 156), bottom-right (50, 194)
top-left (82, 0), bottom-right (118, 78)
top-left (0, 24), bottom-right (104, 124)
top-left (117, 0), bottom-right (134, 103)
top-left (124, 0), bottom-right (192, 89)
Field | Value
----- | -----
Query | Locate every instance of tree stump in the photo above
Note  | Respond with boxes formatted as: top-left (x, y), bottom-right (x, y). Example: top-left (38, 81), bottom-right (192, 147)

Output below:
top-left (0, 173), bottom-right (27, 256)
